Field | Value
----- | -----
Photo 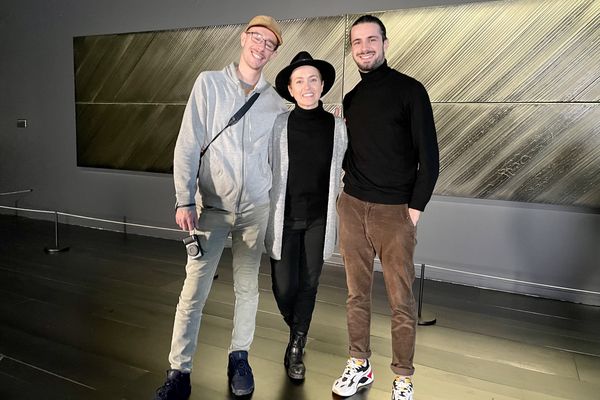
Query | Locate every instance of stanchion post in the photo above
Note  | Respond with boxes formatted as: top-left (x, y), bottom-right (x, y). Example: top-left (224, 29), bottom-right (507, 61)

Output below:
top-left (44, 211), bottom-right (70, 254)
top-left (417, 263), bottom-right (436, 326)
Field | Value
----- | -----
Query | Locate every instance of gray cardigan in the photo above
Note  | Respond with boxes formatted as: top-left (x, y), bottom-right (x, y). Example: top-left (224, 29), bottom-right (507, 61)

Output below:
top-left (265, 110), bottom-right (348, 260)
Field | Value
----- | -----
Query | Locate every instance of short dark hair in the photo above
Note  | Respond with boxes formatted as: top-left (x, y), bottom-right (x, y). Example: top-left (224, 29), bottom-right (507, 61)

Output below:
top-left (351, 15), bottom-right (387, 41)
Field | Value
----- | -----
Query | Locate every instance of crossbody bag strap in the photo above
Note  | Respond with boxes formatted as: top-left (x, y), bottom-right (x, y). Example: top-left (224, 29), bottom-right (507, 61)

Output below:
top-left (200, 91), bottom-right (261, 158)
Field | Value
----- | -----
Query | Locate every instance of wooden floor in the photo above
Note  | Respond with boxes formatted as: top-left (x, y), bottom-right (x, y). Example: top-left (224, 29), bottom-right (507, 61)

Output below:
top-left (0, 214), bottom-right (599, 400)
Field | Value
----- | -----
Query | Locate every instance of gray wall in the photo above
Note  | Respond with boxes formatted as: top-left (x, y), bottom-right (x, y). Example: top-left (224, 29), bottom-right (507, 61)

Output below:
top-left (1, 0), bottom-right (598, 305)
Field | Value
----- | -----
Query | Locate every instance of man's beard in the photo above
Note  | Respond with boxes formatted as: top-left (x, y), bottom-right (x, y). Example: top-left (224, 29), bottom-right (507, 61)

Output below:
top-left (355, 51), bottom-right (385, 72)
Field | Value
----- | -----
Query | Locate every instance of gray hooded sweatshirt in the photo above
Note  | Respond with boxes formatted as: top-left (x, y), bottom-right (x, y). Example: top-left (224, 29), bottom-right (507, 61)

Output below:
top-left (174, 63), bottom-right (286, 213)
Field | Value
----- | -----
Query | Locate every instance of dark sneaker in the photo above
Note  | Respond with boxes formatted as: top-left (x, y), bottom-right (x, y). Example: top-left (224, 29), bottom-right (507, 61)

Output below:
top-left (154, 369), bottom-right (191, 400)
top-left (227, 350), bottom-right (254, 396)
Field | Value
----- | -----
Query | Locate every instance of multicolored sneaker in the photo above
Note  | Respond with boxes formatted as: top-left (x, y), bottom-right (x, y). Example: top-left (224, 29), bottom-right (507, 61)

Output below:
top-left (331, 357), bottom-right (374, 397)
top-left (391, 376), bottom-right (414, 400)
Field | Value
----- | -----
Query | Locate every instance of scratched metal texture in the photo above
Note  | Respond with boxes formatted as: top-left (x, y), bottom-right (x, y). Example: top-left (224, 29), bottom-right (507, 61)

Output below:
top-left (74, 0), bottom-right (599, 207)
top-left (344, 0), bottom-right (599, 208)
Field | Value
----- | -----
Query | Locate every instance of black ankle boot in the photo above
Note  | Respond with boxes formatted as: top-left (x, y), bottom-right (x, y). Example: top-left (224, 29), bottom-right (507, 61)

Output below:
top-left (284, 331), bottom-right (307, 380)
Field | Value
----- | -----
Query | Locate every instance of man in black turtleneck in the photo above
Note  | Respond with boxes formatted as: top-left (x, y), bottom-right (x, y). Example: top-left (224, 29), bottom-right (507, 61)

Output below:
top-left (331, 15), bottom-right (439, 400)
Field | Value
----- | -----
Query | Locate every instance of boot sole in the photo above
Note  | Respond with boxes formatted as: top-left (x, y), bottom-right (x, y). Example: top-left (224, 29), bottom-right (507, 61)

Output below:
top-left (284, 357), bottom-right (305, 380)
top-left (287, 371), bottom-right (305, 381)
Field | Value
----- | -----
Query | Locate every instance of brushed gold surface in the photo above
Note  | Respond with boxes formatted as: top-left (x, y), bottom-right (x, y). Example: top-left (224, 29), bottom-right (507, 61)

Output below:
top-left (74, 0), bottom-right (600, 208)
top-left (344, 1), bottom-right (600, 102)
top-left (75, 103), bottom-right (182, 172)
top-left (263, 16), bottom-right (346, 104)
top-left (433, 103), bottom-right (599, 207)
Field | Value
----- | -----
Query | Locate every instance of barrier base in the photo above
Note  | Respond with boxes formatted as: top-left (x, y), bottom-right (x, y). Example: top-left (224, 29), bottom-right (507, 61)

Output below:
top-left (418, 313), bottom-right (437, 326)
top-left (417, 263), bottom-right (437, 326)
top-left (44, 246), bottom-right (70, 254)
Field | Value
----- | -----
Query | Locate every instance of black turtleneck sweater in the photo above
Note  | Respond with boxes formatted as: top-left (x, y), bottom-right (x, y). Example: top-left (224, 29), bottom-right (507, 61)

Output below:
top-left (285, 102), bottom-right (334, 219)
top-left (342, 61), bottom-right (439, 211)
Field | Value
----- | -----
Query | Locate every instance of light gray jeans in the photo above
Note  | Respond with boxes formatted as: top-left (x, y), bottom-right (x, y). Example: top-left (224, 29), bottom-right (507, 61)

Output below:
top-left (168, 203), bottom-right (269, 372)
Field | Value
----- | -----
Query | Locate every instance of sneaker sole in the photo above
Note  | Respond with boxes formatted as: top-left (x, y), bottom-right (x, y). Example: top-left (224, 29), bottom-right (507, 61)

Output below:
top-left (230, 384), bottom-right (254, 397)
top-left (332, 375), bottom-right (374, 397)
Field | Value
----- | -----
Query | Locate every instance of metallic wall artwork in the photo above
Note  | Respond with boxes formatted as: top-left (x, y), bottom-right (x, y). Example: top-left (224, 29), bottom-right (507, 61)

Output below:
top-left (74, 0), bottom-right (600, 208)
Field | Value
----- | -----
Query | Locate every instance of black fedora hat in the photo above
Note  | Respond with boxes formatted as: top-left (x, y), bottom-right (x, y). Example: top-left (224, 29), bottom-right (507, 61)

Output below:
top-left (275, 51), bottom-right (335, 103)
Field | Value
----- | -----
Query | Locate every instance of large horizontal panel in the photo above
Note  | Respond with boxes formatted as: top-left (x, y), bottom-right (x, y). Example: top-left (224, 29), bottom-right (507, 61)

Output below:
top-left (74, 25), bottom-right (243, 104)
top-left (72, 0), bottom-right (600, 208)
top-left (344, 0), bottom-right (600, 102)
top-left (76, 102), bottom-right (600, 208)
top-left (434, 103), bottom-right (599, 208)
top-left (74, 16), bottom-right (346, 105)
top-left (76, 104), bottom-right (183, 172)
top-left (75, 102), bottom-right (342, 174)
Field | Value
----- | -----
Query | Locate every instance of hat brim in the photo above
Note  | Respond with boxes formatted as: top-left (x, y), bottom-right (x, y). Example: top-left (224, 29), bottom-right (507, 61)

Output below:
top-left (275, 59), bottom-right (335, 103)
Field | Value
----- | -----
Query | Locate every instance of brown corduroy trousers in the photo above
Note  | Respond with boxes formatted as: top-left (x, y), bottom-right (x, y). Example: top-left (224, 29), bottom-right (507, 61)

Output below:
top-left (337, 191), bottom-right (417, 376)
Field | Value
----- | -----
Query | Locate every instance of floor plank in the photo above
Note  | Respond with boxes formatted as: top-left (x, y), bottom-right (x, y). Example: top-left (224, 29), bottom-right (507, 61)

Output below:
top-left (1, 214), bottom-right (599, 399)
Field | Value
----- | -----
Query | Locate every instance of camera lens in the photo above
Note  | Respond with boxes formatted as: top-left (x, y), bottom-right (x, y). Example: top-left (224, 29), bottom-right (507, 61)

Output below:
top-left (187, 244), bottom-right (200, 257)
top-left (183, 234), bottom-right (202, 259)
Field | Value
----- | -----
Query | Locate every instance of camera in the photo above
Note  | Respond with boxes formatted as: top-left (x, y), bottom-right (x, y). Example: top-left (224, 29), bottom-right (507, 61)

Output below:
top-left (183, 234), bottom-right (203, 259)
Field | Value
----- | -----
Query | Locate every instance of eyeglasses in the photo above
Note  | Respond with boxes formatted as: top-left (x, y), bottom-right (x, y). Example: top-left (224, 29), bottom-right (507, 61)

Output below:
top-left (245, 31), bottom-right (278, 52)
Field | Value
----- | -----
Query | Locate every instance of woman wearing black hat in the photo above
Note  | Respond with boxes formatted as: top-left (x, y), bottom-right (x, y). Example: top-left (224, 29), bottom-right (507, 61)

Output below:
top-left (265, 51), bottom-right (347, 381)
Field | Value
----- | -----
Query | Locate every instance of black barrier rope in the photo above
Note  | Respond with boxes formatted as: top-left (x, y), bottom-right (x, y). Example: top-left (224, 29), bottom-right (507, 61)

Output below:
top-left (0, 205), bottom-right (219, 279)
top-left (0, 205), bottom-right (181, 254)
top-left (0, 189), bottom-right (34, 196)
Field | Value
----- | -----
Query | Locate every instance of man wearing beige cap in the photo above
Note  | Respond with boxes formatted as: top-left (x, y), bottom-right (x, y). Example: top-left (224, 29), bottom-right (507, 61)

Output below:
top-left (154, 15), bottom-right (285, 400)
